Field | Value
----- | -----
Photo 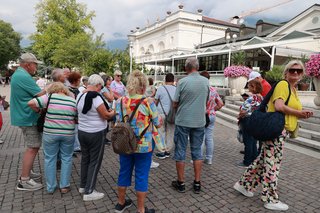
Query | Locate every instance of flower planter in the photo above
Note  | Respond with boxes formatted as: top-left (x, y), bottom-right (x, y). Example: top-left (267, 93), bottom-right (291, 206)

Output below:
top-left (228, 76), bottom-right (248, 95)
top-left (313, 78), bottom-right (320, 107)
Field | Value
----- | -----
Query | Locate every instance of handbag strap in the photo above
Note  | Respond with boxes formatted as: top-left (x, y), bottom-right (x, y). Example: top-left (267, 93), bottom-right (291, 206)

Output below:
top-left (121, 97), bottom-right (150, 138)
top-left (258, 80), bottom-right (291, 112)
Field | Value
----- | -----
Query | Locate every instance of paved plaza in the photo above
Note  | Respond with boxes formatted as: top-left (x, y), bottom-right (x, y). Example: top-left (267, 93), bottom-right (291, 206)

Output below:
top-left (0, 86), bottom-right (319, 213)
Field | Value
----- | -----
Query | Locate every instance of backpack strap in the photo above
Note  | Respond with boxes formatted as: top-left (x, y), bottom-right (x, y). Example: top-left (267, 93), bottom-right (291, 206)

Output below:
top-left (76, 93), bottom-right (85, 106)
top-left (258, 80), bottom-right (291, 112)
top-left (158, 99), bottom-right (167, 117)
top-left (125, 97), bottom-right (146, 123)
top-left (163, 86), bottom-right (173, 103)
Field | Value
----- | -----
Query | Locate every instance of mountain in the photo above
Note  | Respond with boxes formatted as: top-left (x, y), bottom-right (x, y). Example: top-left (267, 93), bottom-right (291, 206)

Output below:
top-left (106, 39), bottom-right (128, 50)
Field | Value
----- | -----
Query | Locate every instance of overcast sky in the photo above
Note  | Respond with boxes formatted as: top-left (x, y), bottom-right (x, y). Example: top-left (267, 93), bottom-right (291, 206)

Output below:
top-left (0, 0), bottom-right (318, 47)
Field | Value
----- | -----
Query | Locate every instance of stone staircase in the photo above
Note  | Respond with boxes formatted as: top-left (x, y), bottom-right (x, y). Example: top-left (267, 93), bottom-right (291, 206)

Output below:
top-left (216, 96), bottom-right (320, 152)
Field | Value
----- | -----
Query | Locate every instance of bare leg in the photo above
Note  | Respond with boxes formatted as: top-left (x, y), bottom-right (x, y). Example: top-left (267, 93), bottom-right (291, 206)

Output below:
top-left (137, 191), bottom-right (147, 213)
top-left (193, 160), bottom-right (203, 182)
top-left (176, 161), bottom-right (185, 182)
top-left (117, 186), bottom-right (127, 204)
top-left (21, 148), bottom-right (39, 178)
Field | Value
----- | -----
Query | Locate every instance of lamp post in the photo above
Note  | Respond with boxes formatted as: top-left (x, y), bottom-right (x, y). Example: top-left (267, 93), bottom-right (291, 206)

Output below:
top-left (129, 42), bottom-right (133, 73)
top-left (226, 34), bottom-right (237, 66)
top-left (128, 35), bottom-right (135, 73)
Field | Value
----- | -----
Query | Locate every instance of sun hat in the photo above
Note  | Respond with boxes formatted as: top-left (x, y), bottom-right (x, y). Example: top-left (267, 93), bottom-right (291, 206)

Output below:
top-left (20, 53), bottom-right (43, 64)
top-left (248, 71), bottom-right (261, 82)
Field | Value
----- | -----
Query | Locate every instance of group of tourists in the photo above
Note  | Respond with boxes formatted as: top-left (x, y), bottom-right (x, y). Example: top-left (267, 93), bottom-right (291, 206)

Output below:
top-left (8, 52), bottom-right (314, 212)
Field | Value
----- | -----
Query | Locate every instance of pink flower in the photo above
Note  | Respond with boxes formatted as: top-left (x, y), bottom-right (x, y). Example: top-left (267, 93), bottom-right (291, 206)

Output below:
top-left (224, 65), bottom-right (251, 77)
top-left (306, 54), bottom-right (320, 79)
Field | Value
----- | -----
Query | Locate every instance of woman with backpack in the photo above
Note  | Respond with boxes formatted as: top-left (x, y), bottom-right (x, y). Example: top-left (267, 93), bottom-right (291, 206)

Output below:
top-left (233, 60), bottom-right (314, 211)
top-left (114, 70), bottom-right (164, 213)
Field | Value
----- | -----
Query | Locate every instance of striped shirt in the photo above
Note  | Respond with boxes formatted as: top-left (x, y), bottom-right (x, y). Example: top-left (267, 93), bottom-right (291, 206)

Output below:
top-left (34, 93), bottom-right (77, 135)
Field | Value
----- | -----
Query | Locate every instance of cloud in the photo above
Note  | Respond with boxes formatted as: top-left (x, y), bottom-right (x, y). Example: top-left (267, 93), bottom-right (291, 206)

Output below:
top-left (0, 0), bottom-right (318, 45)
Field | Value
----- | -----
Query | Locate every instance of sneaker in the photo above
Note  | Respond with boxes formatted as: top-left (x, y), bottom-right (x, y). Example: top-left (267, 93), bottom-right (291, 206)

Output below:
top-left (17, 178), bottom-right (43, 191)
top-left (0, 139), bottom-right (4, 144)
top-left (30, 170), bottom-right (41, 180)
top-left (233, 182), bottom-right (254, 197)
top-left (138, 207), bottom-right (155, 213)
top-left (171, 180), bottom-right (185, 193)
top-left (114, 199), bottom-right (133, 213)
top-left (79, 188), bottom-right (85, 193)
top-left (264, 201), bottom-right (289, 211)
top-left (83, 190), bottom-right (104, 201)
top-left (155, 152), bottom-right (166, 159)
top-left (164, 151), bottom-right (170, 157)
top-left (193, 181), bottom-right (201, 194)
top-left (150, 161), bottom-right (159, 168)
top-left (204, 159), bottom-right (212, 165)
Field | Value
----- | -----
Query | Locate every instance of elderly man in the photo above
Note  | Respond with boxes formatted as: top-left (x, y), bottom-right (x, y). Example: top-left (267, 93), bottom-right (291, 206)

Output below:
top-left (10, 53), bottom-right (46, 191)
top-left (171, 57), bottom-right (209, 194)
top-left (247, 71), bottom-right (271, 97)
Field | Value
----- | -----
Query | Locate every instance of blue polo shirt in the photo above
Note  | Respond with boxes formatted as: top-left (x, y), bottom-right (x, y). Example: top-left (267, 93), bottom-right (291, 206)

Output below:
top-left (173, 72), bottom-right (209, 128)
top-left (10, 67), bottom-right (41, 126)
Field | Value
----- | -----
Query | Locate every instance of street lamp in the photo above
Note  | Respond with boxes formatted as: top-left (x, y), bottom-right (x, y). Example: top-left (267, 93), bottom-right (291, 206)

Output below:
top-left (226, 34), bottom-right (237, 66)
top-left (128, 35), bottom-right (135, 73)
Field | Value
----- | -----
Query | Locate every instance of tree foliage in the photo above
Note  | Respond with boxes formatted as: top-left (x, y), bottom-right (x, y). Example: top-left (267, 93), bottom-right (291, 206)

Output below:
top-left (31, 0), bottom-right (136, 77)
top-left (31, 0), bottom-right (96, 67)
top-left (232, 50), bottom-right (246, 65)
top-left (0, 20), bottom-right (21, 69)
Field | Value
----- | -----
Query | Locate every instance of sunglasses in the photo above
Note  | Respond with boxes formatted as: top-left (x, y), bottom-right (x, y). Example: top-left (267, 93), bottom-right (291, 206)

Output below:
top-left (116, 75), bottom-right (122, 77)
top-left (288, 68), bottom-right (303, 74)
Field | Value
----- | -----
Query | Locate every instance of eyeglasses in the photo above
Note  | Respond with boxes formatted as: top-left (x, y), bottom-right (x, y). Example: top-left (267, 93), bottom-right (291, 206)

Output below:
top-left (288, 68), bottom-right (303, 74)
top-left (116, 75), bottom-right (122, 77)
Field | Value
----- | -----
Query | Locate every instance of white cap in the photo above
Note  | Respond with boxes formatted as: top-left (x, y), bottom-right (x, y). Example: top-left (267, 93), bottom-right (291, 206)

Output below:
top-left (20, 53), bottom-right (43, 64)
top-left (248, 71), bottom-right (261, 82)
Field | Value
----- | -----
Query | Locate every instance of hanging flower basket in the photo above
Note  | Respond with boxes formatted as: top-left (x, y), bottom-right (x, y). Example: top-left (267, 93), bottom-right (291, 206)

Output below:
top-left (305, 54), bottom-right (320, 79)
top-left (224, 65), bottom-right (251, 78)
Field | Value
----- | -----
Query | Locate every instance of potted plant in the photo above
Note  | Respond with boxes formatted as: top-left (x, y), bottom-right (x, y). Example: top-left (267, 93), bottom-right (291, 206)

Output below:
top-left (224, 65), bottom-right (251, 95)
top-left (265, 65), bottom-right (284, 86)
top-left (305, 54), bottom-right (320, 106)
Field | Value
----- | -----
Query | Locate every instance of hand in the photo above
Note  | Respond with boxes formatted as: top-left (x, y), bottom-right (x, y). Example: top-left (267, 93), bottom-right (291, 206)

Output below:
top-left (299, 110), bottom-right (313, 119)
top-left (238, 111), bottom-right (247, 119)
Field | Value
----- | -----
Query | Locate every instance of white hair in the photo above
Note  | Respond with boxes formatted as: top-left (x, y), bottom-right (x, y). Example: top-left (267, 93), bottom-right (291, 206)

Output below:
top-left (88, 74), bottom-right (104, 86)
top-left (185, 57), bottom-right (199, 71)
top-left (51, 68), bottom-right (64, 82)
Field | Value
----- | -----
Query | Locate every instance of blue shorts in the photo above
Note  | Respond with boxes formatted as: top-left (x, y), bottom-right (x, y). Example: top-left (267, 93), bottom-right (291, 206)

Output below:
top-left (173, 125), bottom-right (205, 161)
top-left (117, 152), bottom-right (152, 192)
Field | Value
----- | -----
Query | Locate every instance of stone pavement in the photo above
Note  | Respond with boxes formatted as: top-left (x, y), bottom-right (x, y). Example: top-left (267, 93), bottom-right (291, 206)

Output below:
top-left (0, 86), bottom-right (320, 213)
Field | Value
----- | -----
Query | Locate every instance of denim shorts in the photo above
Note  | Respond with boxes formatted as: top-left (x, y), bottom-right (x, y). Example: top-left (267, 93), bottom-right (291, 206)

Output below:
top-left (20, 126), bottom-right (42, 148)
top-left (173, 125), bottom-right (205, 161)
top-left (118, 152), bottom-right (152, 192)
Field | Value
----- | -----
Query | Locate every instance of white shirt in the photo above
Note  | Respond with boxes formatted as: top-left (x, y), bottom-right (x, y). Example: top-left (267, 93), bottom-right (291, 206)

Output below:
top-left (36, 78), bottom-right (46, 90)
top-left (77, 92), bottom-right (107, 133)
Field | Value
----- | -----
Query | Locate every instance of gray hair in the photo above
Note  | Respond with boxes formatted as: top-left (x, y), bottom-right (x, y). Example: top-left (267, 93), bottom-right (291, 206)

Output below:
top-left (88, 74), bottom-right (104, 86)
top-left (114, 70), bottom-right (122, 76)
top-left (185, 57), bottom-right (199, 71)
top-left (283, 60), bottom-right (305, 78)
top-left (51, 68), bottom-right (64, 82)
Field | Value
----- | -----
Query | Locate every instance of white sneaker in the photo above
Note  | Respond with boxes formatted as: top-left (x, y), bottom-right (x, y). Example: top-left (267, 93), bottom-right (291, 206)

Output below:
top-left (264, 201), bottom-right (289, 211)
top-left (17, 178), bottom-right (43, 191)
top-left (79, 188), bottom-right (85, 193)
top-left (150, 161), bottom-right (159, 168)
top-left (30, 170), bottom-right (41, 180)
top-left (0, 139), bottom-right (4, 144)
top-left (233, 182), bottom-right (254, 197)
top-left (83, 190), bottom-right (104, 201)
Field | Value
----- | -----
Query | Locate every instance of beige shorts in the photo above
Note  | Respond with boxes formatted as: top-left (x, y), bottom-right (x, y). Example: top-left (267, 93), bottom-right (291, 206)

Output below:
top-left (20, 126), bottom-right (42, 148)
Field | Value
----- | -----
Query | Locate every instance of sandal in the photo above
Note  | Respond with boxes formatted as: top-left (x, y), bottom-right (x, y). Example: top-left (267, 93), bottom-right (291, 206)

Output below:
top-left (60, 187), bottom-right (71, 194)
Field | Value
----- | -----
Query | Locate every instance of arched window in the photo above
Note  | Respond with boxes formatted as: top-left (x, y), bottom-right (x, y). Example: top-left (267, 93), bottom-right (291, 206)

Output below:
top-left (158, 41), bottom-right (165, 52)
top-left (140, 47), bottom-right (145, 55)
top-left (147, 44), bottom-right (154, 54)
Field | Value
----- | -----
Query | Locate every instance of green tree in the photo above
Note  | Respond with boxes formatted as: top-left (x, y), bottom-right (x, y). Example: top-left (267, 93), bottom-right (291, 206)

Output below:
top-left (0, 20), bottom-right (21, 69)
top-left (31, 0), bottom-right (96, 68)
